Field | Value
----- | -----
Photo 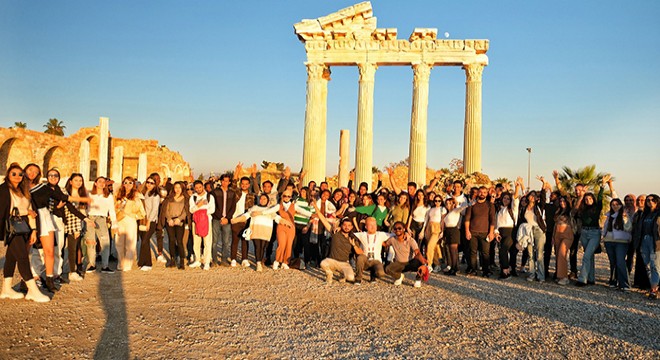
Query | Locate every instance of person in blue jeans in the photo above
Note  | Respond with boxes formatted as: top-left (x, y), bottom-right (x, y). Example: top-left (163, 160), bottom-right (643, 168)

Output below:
top-left (602, 198), bottom-right (633, 290)
top-left (575, 175), bottom-right (608, 287)
top-left (638, 194), bottom-right (660, 300)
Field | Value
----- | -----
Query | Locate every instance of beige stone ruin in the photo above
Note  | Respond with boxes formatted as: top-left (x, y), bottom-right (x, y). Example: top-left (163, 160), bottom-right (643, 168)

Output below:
top-left (294, 1), bottom-right (489, 189)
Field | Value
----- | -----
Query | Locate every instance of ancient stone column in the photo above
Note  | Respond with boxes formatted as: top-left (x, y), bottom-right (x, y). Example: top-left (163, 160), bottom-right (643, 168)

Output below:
top-left (111, 146), bottom-right (124, 182)
top-left (79, 140), bottom-right (90, 180)
top-left (302, 63), bottom-right (330, 185)
top-left (408, 62), bottom-right (432, 187)
top-left (98, 117), bottom-right (110, 177)
top-left (338, 129), bottom-right (350, 187)
top-left (137, 153), bottom-right (147, 182)
top-left (354, 62), bottom-right (377, 191)
top-left (463, 64), bottom-right (484, 174)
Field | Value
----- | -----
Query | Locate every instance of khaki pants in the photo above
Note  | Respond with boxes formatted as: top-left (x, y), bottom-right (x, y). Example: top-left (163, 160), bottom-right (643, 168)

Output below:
top-left (426, 222), bottom-right (443, 266)
top-left (320, 258), bottom-right (355, 281)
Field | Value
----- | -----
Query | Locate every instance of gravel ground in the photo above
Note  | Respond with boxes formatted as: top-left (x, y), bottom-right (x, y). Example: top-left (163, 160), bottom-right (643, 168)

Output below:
top-left (0, 247), bottom-right (658, 359)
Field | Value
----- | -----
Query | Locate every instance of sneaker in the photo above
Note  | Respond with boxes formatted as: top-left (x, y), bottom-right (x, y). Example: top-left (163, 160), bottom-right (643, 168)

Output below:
top-left (394, 274), bottom-right (404, 286)
top-left (427, 264), bottom-right (433, 273)
top-left (282, 263), bottom-right (289, 270)
top-left (140, 266), bottom-right (152, 272)
top-left (354, 280), bottom-right (362, 286)
top-left (101, 267), bottom-right (115, 274)
top-left (256, 262), bottom-right (263, 272)
top-left (189, 261), bottom-right (201, 268)
top-left (557, 278), bottom-right (569, 285)
top-left (55, 276), bottom-right (69, 285)
top-left (231, 259), bottom-right (237, 267)
top-left (568, 272), bottom-right (577, 280)
top-left (241, 260), bottom-right (250, 268)
top-left (575, 281), bottom-right (587, 287)
top-left (608, 280), bottom-right (617, 288)
top-left (499, 273), bottom-right (511, 281)
top-left (649, 290), bottom-right (658, 300)
top-left (86, 266), bottom-right (97, 273)
top-left (202, 263), bottom-right (210, 271)
top-left (527, 274), bottom-right (535, 282)
top-left (620, 286), bottom-right (631, 292)
top-left (273, 261), bottom-right (280, 270)
top-left (299, 260), bottom-right (306, 270)
top-left (157, 255), bottom-right (166, 263)
top-left (69, 272), bottom-right (83, 282)
top-left (414, 280), bottom-right (422, 288)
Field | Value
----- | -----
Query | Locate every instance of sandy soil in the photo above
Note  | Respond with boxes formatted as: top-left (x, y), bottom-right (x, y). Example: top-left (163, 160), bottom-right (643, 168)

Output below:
top-left (0, 247), bottom-right (658, 359)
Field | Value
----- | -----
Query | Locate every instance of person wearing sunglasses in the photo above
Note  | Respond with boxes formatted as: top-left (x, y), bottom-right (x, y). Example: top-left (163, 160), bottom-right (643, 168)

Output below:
top-left (384, 221), bottom-right (428, 287)
top-left (420, 196), bottom-right (447, 273)
top-left (273, 191), bottom-right (297, 270)
top-left (0, 163), bottom-right (50, 302)
top-left (85, 177), bottom-right (118, 274)
top-left (137, 176), bottom-right (163, 271)
top-left (115, 176), bottom-right (146, 271)
top-left (638, 194), bottom-right (660, 299)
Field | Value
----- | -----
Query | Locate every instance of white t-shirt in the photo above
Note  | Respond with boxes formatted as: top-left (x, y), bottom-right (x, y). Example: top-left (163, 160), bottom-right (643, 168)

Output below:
top-left (353, 231), bottom-right (390, 262)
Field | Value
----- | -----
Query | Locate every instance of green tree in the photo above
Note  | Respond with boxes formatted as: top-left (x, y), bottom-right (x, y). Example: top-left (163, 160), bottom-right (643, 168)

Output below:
top-left (11, 122), bottom-right (27, 129)
top-left (557, 165), bottom-right (607, 194)
top-left (43, 118), bottom-right (65, 136)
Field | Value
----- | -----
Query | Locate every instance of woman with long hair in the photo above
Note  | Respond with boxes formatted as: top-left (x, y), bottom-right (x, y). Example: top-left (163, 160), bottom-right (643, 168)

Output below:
top-left (442, 197), bottom-right (469, 275)
top-left (421, 195), bottom-right (447, 272)
top-left (63, 173), bottom-right (92, 281)
top-left (517, 190), bottom-right (548, 282)
top-left (137, 175), bottom-right (162, 270)
top-left (386, 192), bottom-right (410, 232)
top-left (115, 176), bottom-right (146, 271)
top-left (158, 181), bottom-right (187, 269)
top-left (575, 176), bottom-right (608, 287)
top-left (553, 196), bottom-right (575, 285)
top-left (231, 194), bottom-right (280, 272)
top-left (639, 194), bottom-right (660, 299)
top-left (494, 178), bottom-right (522, 280)
top-left (273, 191), bottom-right (296, 270)
top-left (0, 164), bottom-right (50, 302)
top-left (602, 198), bottom-right (633, 290)
top-left (85, 177), bottom-right (118, 273)
top-left (22, 163), bottom-right (90, 293)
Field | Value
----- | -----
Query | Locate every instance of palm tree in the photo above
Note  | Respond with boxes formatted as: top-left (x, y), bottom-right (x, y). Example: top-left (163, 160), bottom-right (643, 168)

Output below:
top-left (11, 122), bottom-right (27, 129)
top-left (43, 118), bottom-right (65, 136)
top-left (557, 165), bottom-right (606, 193)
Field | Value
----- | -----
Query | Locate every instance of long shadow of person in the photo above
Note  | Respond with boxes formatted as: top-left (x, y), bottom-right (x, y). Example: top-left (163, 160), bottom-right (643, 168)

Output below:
top-left (94, 264), bottom-right (129, 359)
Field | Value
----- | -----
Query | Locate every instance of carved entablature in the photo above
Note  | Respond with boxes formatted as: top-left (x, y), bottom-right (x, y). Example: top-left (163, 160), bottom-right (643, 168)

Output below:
top-left (295, 2), bottom-right (489, 66)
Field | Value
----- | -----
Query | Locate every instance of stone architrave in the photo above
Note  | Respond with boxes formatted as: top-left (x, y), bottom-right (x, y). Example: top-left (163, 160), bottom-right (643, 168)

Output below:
top-left (79, 140), bottom-right (90, 180)
top-left (408, 62), bottom-right (432, 187)
top-left (112, 146), bottom-right (124, 182)
top-left (302, 63), bottom-right (330, 185)
top-left (463, 63), bottom-right (484, 174)
top-left (355, 62), bottom-right (377, 191)
top-left (137, 153), bottom-right (148, 182)
top-left (98, 117), bottom-right (110, 177)
top-left (338, 129), bottom-right (350, 187)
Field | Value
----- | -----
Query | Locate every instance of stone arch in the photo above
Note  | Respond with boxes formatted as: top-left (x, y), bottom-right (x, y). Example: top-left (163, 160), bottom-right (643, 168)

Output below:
top-left (173, 164), bottom-right (183, 181)
top-left (43, 146), bottom-right (67, 174)
top-left (0, 138), bottom-right (32, 174)
top-left (160, 164), bottom-right (171, 179)
top-left (84, 135), bottom-right (100, 180)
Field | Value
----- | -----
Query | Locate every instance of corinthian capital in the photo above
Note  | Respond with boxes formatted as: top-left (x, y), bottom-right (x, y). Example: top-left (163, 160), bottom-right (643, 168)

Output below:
top-left (306, 63), bottom-right (330, 80)
top-left (463, 64), bottom-right (484, 82)
top-left (357, 63), bottom-right (378, 82)
top-left (412, 62), bottom-right (432, 83)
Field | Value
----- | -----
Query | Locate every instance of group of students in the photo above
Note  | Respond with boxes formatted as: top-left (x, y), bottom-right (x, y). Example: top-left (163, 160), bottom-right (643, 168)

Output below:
top-left (1, 161), bottom-right (659, 303)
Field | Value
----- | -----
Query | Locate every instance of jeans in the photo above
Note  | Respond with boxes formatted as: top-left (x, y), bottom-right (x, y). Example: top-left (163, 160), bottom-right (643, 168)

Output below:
top-left (526, 226), bottom-right (546, 281)
top-left (578, 228), bottom-right (601, 284)
top-left (211, 219), bottom-right (232, 263)
top-left (84, 216), bottom-right (111, 269)
top-left (469, 232), bottom-right (491, 273)
top-left (640, 235), bottom-right (660, 288)
top-left (605, 242), bottom-right (630, 289)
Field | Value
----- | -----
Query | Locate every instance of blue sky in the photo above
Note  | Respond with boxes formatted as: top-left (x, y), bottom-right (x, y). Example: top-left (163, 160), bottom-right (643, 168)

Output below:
top-left (1, 1), bottom-right (659, 196)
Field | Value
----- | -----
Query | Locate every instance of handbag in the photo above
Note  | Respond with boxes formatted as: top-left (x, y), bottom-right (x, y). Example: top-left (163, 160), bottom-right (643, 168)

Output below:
top-left (6, 207), bottom-right (32, 237)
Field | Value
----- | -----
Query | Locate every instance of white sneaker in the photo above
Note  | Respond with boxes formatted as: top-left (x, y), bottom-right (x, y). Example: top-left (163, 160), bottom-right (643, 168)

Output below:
top-left (140, 266), bottom-right (152, 272)
top-left (557, 278), bottom-right (569, 285)
top-left (241, 260), bottom-right (250, 267)
top-left (282, 263), bottom-right (289, 270)
top-left (69, 272), bottom-right (83, 282)
top-left (394, 274), bottom-right (404, 286)
top-left (202, 263), bottom-right (210, 271)
top-left (189, 261), bottom-right (201, 268)
top-left (299, 260), bottom-right (306, 270)
top-left (157, 255), bottom-right (166, 263)
top-left (256, 262), bottom-right (263, 272)
top-left (427, 264), bottom-right (433, 273)
top-left (273, 261), bottom-right (280, 270)
top-left (414, 280), bottom-right (422, 288)
top-left (231, 259), bottom-right (237, 267)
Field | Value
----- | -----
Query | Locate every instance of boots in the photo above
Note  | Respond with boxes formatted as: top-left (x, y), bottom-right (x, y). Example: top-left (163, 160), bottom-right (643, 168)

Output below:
top-left (25, 279), bottom-right (50, 303)
top-left (45, 276), bottom-right (60, 292)
top-left (0, 278), bottom-right (24, 300)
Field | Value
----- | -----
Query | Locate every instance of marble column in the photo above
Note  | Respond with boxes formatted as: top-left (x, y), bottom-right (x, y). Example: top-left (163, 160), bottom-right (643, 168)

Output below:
top-left (137, 153), bottom-right (147, 182)
top-left (463, 64), bottom-right (484, 174)
top-left (354, 62), bottom-right (377, 191)
top-left (338, 129), bottom-right (350, 187)
top-left (302, 63), bottom-right (330, 185)
top-left (79, 140), bottom-right (90, 180)
top-left (98, 117), bottom-right (109, 177)
top-left (408, 62), bottom-right (432, 187)
top-left (111, 146), bottom-right (124, 182)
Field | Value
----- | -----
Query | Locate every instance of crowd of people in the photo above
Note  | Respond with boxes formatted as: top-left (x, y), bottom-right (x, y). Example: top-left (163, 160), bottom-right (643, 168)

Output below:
top-left (1, 161), bottom-right (659, 303)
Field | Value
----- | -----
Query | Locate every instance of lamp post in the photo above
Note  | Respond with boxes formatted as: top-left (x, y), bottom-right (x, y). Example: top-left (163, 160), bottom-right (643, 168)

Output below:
top-left (526, 147), bottom-right (532, 193)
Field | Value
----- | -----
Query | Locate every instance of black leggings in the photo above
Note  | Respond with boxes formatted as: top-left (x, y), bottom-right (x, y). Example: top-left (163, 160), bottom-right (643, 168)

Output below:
top-left (138, 221), bottom-right (158, 267)
top-left (253, 239), bottom-right (268, 262)
top-left (3, 231), bottom-right (33, 281)
top-left (498, 227), bottom-right (514, 270)
top-left (167, 225), bottom-right (185, 264)
top-left (66, 232), bottom-right (82, 274)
